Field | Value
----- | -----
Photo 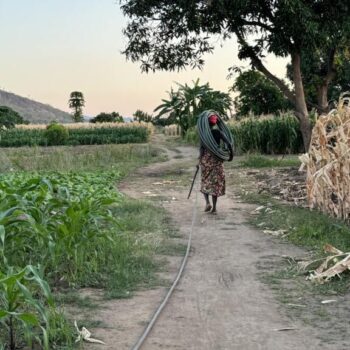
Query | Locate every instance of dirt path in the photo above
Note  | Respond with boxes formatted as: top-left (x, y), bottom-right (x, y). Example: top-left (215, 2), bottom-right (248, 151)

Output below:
top-left (87, 135), bottom-right (347, 350)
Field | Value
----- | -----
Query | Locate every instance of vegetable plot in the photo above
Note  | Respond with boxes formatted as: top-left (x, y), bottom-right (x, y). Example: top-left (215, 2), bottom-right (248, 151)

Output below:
top-left (0, 171), bottom-right (123, 348)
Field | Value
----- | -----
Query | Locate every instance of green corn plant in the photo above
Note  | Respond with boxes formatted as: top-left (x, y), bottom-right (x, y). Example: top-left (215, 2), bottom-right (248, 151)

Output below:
top-left (0, 265), bottom-right (53, 350)
top-left (230, 114), bottom-right (304, 154)
top-left (0, 125), bottom-right (149, 147)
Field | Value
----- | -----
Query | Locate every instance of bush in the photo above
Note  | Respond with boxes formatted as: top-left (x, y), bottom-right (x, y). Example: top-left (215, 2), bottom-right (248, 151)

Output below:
top-left (45, 124), bottom-right (69, 145)
top-left (184, 127), bottom-right (199, 145)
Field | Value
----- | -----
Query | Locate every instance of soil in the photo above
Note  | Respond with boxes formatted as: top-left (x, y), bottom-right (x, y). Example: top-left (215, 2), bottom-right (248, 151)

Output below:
top-left (83, 134), bottom-right (350, 350)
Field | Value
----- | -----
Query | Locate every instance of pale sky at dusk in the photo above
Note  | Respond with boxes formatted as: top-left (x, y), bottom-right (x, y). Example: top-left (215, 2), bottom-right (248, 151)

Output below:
top-left (0, 0), bottom-right (289, 117)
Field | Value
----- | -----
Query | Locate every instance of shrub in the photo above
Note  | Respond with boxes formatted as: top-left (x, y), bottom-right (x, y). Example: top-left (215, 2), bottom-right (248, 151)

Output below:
top-left (45, 124), bottom-right (69, 145)
top-left (184, 126), bottom-right (199, 145)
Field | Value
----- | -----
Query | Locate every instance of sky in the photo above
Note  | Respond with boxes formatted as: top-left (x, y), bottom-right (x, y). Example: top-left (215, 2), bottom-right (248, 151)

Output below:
top-left (0, 0), bottom-right (289, 117)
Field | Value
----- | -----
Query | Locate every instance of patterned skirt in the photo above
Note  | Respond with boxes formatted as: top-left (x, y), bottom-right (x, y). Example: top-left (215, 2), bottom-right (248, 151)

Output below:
top-left (200, 149), bottom-right (225, 197)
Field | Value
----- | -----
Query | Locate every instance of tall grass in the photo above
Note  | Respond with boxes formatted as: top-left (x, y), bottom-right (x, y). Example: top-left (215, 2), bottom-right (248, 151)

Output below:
top-left (0, 144), bottom-right (163, 174)
top-left (182, 114), bottom-right (304, 154)
top-left (239, 154), bottom-right (301, 168)
top-left (229, 114), bottom-right (303, 154)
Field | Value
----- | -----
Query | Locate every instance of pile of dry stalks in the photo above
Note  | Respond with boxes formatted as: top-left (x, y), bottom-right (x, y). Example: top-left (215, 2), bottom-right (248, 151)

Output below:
top-left (300, 94), bottom-right (350, 222)
top-left (164, 124), bottom-right (182, 136)
top-left (299, 244), bottom-right (350, 283)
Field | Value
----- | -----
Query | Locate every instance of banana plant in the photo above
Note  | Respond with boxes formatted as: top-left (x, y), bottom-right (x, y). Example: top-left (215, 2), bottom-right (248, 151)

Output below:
top-left (154, 79), bottom-right (233, 135)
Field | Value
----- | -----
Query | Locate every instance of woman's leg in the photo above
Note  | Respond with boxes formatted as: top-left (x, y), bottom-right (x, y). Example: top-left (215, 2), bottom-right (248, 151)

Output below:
top-left (211, 195), bottom-right (217, 213)
top-left (203, 193), bottom-right (212, 211)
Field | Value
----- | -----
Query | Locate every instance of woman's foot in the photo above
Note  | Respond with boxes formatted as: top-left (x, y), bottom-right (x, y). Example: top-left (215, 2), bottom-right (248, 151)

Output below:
top-left (210, 208), bottom-right (217, 214)
top-left (205, 204), bottom-right (212, 212)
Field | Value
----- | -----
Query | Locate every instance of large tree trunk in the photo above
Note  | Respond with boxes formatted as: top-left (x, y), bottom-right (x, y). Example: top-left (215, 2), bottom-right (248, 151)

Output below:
top-left (316, 48), bottom-right (337, 115)
top-left (317, 83), bottom-right (329, 115)
top-left (236, 31), bottom-right (313, 151)
top-left (291, 53), bottom-right (312, 151)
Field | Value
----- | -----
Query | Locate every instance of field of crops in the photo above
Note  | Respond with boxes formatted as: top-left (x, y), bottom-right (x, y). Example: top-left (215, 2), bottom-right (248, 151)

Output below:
top-left (184, 114), bottom-right (304, 154)
top-left (0, 122), bottom-right (152, 147)
top-left (229, 115), bottom-right (304, 154)
top-left (0, 143), bottom-right (167, 349)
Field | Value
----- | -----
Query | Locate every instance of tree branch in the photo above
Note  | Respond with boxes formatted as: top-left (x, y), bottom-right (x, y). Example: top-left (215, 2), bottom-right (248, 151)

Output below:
top-left (324, 47), bottom-right (337, 84)
top-left (235, 31), bottom-right (296, 104)
top-left (242, 20), bottom-right (273, 31)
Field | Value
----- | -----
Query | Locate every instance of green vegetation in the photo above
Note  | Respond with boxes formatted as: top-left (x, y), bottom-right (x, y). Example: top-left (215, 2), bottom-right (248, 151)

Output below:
top-left (0, 143), bottom-right (169, 348)
top-left (244, 190), bottom-right (350, 296)
top-left (239, 154), bottom-right (301, 168)
top-left (90, 112), bottom-right (123, 123)
top-left (133, 109), bottom-right (153, 123)
top-left (121, 0), bottom-right (350, 149)
top-left (154, 79), bottom-right (232, 135)
top-left (0, 106), bottom-right (28, 129)
top-left (183, 127), bottom-right (199, 146)
top-left (0, 266), bottom-right (60, 350)
top-left (247, 195), bottom-right (350, 255)
top-left (183, 115), bottom-right (304, 154)
top-left (0, 143), bottom-right (161, 174)
top-left (230, 115), bottom-right (303, 154)
top-left (232, 70), bottom-right (291, 117)
top-left (68, 91), bottom-right (85, 122)
top-left (0, 125), bottom-right (149, 147)
top-left (45, 123), bottom-right (69, 145)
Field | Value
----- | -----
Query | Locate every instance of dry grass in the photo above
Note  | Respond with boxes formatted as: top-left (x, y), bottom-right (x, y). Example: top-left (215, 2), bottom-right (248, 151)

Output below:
top-left (16, 121), bottom-right (154, 133)
top-left (300, 94), bottom-right (350, 222)
top-left (164, 124), bottom-right (182, 136)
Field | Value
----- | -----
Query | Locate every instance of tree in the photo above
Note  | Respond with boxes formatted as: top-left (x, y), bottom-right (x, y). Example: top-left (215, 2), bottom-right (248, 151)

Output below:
top-left (90, 112), bottom-right (123, 123)
top-left (68, 91), bottom-right (85, 122)
top-left (232, 70), bottom-right (291, 117)
top-left (0, 106), bottom-right (28, 129)
top-left (133, 109), bottom-right (153, 122)
top-left (120, 0), bottom-right (350, 150)
top-left (287, 47), bottom-right (350, 113)
top-left (154, 79), bottom-right (232, 135)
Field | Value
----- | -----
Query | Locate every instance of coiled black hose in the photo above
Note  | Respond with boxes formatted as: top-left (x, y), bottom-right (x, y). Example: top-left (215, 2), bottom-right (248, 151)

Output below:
top-left (197, 110), bottom-right (234, 161)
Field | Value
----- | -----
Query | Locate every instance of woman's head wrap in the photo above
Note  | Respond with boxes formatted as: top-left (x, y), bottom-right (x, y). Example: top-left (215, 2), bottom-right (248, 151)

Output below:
top-left (208, 114), bottom-right (218, 125)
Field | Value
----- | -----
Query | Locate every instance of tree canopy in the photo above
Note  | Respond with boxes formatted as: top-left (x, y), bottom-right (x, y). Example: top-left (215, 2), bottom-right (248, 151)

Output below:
top-left (133, 110), bottom-right (153, 123)
top-left (287, 47), bottom-right (350, 113)
top-left (90, 112), bottom-right (123, 123)
top-left (0, 106), bottom-right (27, 129)
top-left (69, 91), bottom-right (85, 122)
top-left (120, 0), bottom-right (350, 150)
top-left (232, 70), bottom-right (291, 117)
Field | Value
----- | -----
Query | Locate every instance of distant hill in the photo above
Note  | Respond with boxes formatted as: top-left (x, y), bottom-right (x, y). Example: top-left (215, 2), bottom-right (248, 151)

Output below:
top-left (0, 90), bottom-right (72, 124)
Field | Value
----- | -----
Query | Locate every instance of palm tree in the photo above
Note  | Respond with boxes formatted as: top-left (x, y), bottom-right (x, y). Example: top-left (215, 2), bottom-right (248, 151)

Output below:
top-left (69, 91), bottom-right (85, 122)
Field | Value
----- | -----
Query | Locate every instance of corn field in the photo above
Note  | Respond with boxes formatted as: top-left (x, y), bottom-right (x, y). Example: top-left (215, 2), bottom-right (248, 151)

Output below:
top-left (300, 95), bottom-right (350, 222)
top-left (16, 121), bottom-right (154, 132)
top-left (0, 122), bottom-right (152, 147)
top-left (229, 114), bottom-right (304, 154)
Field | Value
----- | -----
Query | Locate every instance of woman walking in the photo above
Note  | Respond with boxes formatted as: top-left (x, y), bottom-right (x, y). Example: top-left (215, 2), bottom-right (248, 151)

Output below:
top-left (198, 114), bottom-right (233, 214)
